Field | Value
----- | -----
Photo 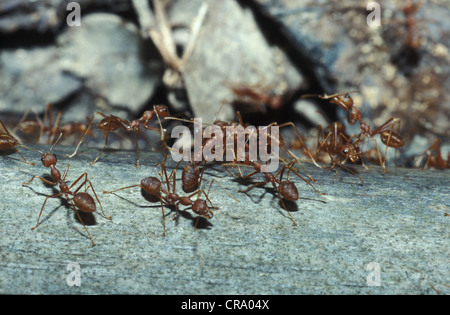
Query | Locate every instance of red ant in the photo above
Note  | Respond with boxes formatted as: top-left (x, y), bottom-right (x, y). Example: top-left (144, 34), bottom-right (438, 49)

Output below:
top-left (303, 92), bottom-right (405, 172)
top-left (0, 120), bottom-right (37, 165)
top-left (415, 138), bottom-right (449, 170)
top-left (367, 117), bottom-right (405, 171)
top-left (103, 161), bottom-right (216, 235)
top-left (13, 103), bottom-right (93, 145)
top-left (67, 105), bottom-right (171, 166)
top-left (234, 158), bottom-right (318, 226)
top-left (22, 133), bottom-right (112, 246)
top-left (224, 136), bottom-right (324, 226)
top-left (312, 121), bottom-right (366, 183)
top-left (302, 91), bottom-right (371, 137)
top-left (393, 0), bottom-right (424, 51)
top-left (226, 83), bottom-right (284, 113)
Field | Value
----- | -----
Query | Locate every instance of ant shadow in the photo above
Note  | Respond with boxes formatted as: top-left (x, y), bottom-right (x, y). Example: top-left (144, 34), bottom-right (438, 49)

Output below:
top-left (104, 189), bottom-right (214, 231)
top-left (232, 176), bottom-right (299, 210)
top-left (174, 207), bottom-right (214, 231)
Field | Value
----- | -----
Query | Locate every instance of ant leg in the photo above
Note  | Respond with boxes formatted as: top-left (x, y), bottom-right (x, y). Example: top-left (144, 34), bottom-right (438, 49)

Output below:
top-left (274, 121), bottom-right (319, 180)
top-left (69, 199), bottom-right (95, 246)
top-left (238, 180), bottom-right (268, 194)
top-left (284, 160), bottom-right (325, 195)
top-left (31, 192), bottom-right (63, 230)
top-left (71, 172), bottom-right (112, 220)
top-left (66, 112), bottom-right (104, 158)
top-left (160, 196), bottom-right (167, 236)
top-left (366, 137), bottom-right (387, 173)
top-left (416, 138), bottom-right (440, 170)
top-left (10, 145), bottom-right (35, 166)
top-left (23, 175), bottom-right (56, 186)
top-left (103, 184), bottom-right (141, 194)
top-left (268, 179), bottom-right (297, 226)
top-left (327, 148), bottom-right (364, 184)
top-left (134, 129), bottom-right (140, 167)
top-left (91, 129), bottom-right (110, 165)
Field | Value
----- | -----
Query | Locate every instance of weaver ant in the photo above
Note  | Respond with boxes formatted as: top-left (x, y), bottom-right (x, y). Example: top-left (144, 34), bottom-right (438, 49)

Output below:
top-left (103, 161), bottom-right (216, 235)
top-left (13, 103), bottom-right (92, 145)
top-left (389, 0), bottom-right (426, 71)
top-left (302, 91), bottom-right (405, 172)
top-left (224, 135), bottom-right (324, 226)
top-left (22, 133), bottom-right (112, 246)
top-left (67, 105), bottom-right (171, 166)
top-left (226, 83), bottom-right (285, 113)
top-left (415, 138), bottom-right (449, 170)
top-left (311, 121), bottom-right (365, 183)
top-left (0, 120), bottom-right (37, 165)
top-left (368, 117), bottom-right (405, 171)
top-left (233, 158), bottom-right (316, 226)
top-left (302, 91), bottom-right (371, 137)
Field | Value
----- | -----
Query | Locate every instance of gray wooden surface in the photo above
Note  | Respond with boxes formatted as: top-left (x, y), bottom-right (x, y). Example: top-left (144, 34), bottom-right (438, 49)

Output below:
top-left (0, 144), bottom-right (448, 295)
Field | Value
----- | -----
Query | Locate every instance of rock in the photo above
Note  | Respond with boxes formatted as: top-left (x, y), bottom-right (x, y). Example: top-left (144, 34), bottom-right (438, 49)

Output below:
top-left (0, 47), bottom-right (82, 114)
top-left (0, 144), bottom-right (448, 294)
top-left (182, 0), bottom-right (305, 124)
top-left (251, 0), bottom-right (450, 162)
top-left (57, 13), bottom-right (163, 116)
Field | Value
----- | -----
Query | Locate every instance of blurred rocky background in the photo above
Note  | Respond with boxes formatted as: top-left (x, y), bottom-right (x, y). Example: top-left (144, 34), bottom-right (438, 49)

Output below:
top-left (0, 0), bottom-right (449, 167)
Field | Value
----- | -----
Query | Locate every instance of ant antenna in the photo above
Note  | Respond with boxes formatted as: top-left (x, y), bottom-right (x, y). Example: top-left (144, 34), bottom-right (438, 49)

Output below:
top-left (49, 132), bottom-right (64, 153)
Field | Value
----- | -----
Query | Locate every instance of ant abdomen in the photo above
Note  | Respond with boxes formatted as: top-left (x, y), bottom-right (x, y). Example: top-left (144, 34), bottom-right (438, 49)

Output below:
top-left (279, 181), bottom-right (299, 201)
top-left (140, 177), bottom-right (161, 196)
top-left (0, 137), bottom-right (17, 149)
top-left (380, 131), bottom-right (405, 148)
top-left (73, 192), bottom-right (97, 214)
top-left (182, 164), bottom-right (200, 191)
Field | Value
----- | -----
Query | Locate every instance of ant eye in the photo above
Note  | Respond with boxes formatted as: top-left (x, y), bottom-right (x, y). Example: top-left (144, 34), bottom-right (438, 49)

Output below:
top-left (41, 158), bottom-right (44, 162)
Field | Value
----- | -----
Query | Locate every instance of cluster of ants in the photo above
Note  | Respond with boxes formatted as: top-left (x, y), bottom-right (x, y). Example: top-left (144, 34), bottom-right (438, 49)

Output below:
top-left (0, 91), bottom-right (448, 246)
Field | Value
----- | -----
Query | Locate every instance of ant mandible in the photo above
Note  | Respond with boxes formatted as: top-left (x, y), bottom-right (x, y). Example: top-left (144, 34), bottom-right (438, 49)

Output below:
top-left (22, 133), bottom-right (112, 246)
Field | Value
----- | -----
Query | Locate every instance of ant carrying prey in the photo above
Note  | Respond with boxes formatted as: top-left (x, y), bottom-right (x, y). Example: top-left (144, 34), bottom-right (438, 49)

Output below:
top-left (23, 133), bottom-right (112, 246)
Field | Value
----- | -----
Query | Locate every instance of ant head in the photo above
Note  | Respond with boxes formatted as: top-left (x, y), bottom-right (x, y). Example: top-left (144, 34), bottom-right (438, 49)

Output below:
top-left (331, 93), bottom-right (354, 109)
top-left (341, 145), bottom-right (360, 163)
top-left (192, 199), bottom-right (212, 218)
top-left (154, 105), bottom-right (170, 118)
top-left (41, 153), bottom-right (57, 168)
top-left (38, 132), bottom-right (63, 168)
